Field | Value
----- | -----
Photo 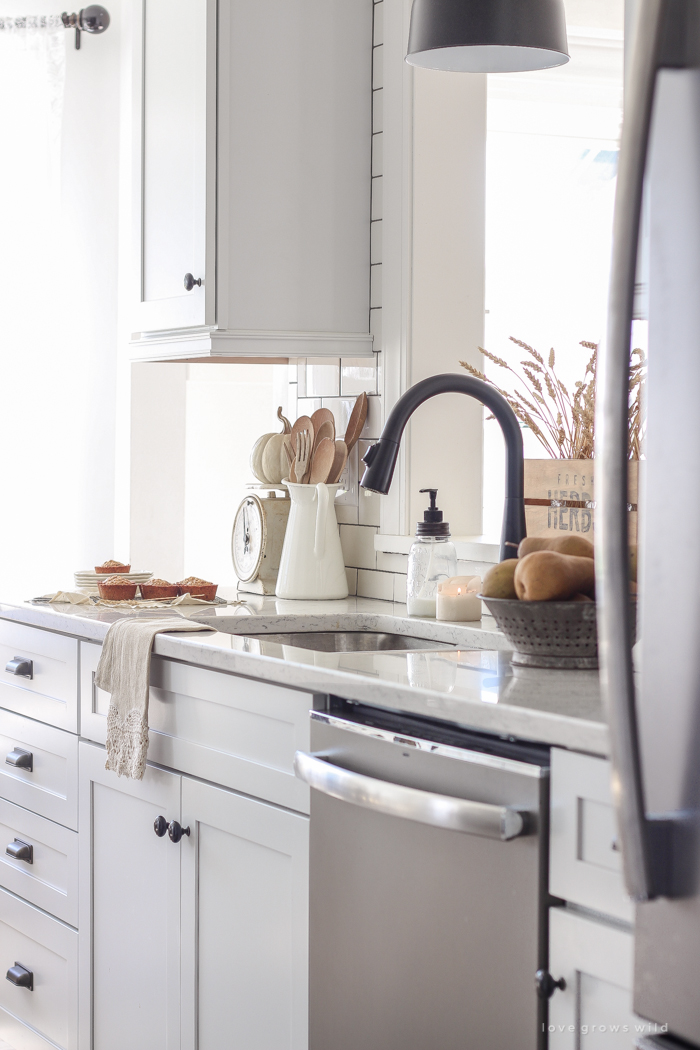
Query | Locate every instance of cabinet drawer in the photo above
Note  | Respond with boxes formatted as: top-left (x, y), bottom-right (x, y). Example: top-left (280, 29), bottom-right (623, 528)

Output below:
top-left (0, 620), bottom-right (78, 733)
top-left (550, 748), bottom-right (633, 923)
top-left (548, 907), bottom-right (635, 1048)
top-left (0, 798), bottom-right (78, 926)
top-left (0, 711), bottom-right (78, 831)
top-left (0, 886), bottom-right (77, 1050)
top-left (81, 641), bottom-right (312, 812)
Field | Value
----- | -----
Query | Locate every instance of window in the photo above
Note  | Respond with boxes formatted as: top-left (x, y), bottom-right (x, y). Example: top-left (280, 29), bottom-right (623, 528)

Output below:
top-left (482, 0), bottom-right (625, 536)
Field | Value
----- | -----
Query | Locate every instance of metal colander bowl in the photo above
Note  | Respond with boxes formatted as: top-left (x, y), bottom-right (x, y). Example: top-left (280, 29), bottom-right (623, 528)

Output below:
top-left (480, 596), bottom-right (599, 670)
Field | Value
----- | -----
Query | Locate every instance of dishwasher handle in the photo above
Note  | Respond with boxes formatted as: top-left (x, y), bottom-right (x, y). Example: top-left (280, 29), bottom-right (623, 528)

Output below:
top-left (294, 751), bottom-right (530, 841)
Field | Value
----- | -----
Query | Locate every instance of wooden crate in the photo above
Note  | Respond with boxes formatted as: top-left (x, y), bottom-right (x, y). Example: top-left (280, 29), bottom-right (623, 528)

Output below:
top-left (523, 459), bottom-right (638, 542)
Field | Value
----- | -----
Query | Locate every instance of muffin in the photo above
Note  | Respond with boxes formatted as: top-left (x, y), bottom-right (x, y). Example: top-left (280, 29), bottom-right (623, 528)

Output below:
top-left (95, 559), bottom-right (131, 574)
top-left (140, 579), bottom-right (179, 600)
top-left (97, 575), bottom-right (138, 600)
top-left (177, 576), bottom-right (218, 601)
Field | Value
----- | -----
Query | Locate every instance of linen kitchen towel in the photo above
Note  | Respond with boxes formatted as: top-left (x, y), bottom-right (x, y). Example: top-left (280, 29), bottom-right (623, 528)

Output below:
top-left (96, 616), bottom-right (213, 780)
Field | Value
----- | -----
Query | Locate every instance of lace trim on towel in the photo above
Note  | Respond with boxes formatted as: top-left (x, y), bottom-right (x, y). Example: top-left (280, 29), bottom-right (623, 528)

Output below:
top-left (105, 704), bottom-right (149, 781)
top-left (0, 15), bottom-right (64, 30)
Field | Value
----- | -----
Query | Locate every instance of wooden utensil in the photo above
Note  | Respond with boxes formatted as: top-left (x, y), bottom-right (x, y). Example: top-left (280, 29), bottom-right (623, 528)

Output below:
top-left (311, 407), bottom-right (335, 433)
top-left (309, 437), bottom-right (336, 484)
top-left (283, 438), bottom-right (295, 482)
top-left (290, 415), bottom-right (314, 482)
top-left (344, 392), bottom-right (368, 453)
top-left (313, 418), bottom-right (335, 453)
top-left (328, 439), bottom-right (348, 483)
top-left (294, 430), bottom-right (312, 484)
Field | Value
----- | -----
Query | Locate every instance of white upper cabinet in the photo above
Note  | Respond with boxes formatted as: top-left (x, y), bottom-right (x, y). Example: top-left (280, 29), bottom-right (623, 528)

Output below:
top-left (132, 0), bottom-right (215, 335)
top-left (131, 0), bottom-right (374, 360)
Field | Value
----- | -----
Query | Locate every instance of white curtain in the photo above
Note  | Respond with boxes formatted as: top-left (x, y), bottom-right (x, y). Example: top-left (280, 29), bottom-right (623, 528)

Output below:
top-left (0, 21), bottom-right (80, 596)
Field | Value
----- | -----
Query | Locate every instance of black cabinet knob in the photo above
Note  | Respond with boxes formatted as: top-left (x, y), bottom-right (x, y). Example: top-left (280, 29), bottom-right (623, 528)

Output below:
top-left (153, 815), bottom-right (169, 838)
top-left (168, 820), bottom-right (190, 843)
top-left (5, 657), bottom-right (33, 679)
top-left (535, 969), bottom-right (566, 999)
top-left (5, 748), bottom-right (33, 772)
top-left (6, 963), bottom-right (33, 990)
top-left (183, 273), bottom-right (202, 291)
top-left (6, 839), bottom-right (33, 864)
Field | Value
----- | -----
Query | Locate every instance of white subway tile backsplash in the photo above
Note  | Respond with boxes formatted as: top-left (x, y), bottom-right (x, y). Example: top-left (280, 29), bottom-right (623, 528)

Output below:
top-left (339, 524), bottom-right (377, 570)
top-left (346, 567), bottom-right (358, 596)
top-left (373, 0), bottom-right (383, 45)
top-left (370, 309), bottom-right (383, 350)
top-left (296, 396), bottom-right (322, 417)
top-left (376, 550), bottom-right (409, 573)
top-left (362, 394), bottom-right (382, 439)
top-left (393, 573), bottom-right (407, 604)
top-left (296, 359), bottom-right (307, 396)
top-left (373, 44), bottom-right (383, 89)
top-left (372, 133), bottom-right (383, 177)
top-left (305, 358), bottom-right (340, 397)
top-left (341, 358), bottom-right (377, 397)
top-left (358, 568), bottom-right (393, 601)
top-left (320, 396), bottom-right (354, 436)
top-left (371, 220), bottom-right (382, 265)
top-left (335, 502), bottom-right (359, 525)
top-left (373, 88), bottom-right (383, 133)
top-left (370, 263), bottom-right (382, 308)
top-left (359, 488), bottom-right (381, 527)
top-left (371, 176), bottom-right (383, 221)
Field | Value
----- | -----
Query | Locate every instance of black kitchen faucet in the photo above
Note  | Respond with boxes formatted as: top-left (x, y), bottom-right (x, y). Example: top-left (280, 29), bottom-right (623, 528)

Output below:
top-left (360, 373), bottom-right (526, 561)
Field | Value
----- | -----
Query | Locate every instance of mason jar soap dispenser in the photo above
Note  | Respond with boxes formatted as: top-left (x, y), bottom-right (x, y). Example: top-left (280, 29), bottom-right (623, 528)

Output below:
top-left (406, 489), bottom-right (458, 617)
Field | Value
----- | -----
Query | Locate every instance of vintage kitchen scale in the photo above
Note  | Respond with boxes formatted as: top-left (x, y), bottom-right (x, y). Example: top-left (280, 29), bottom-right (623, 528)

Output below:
top-left (231, 485), bottom-right (290, 594)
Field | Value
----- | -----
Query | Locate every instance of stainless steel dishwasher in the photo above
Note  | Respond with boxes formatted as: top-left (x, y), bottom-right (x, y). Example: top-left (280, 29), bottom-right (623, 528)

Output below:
top-left (295, 697), bottom-right (551, 1050)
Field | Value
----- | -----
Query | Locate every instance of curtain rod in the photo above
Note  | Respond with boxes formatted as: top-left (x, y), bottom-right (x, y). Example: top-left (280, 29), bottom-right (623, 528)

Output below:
top-left (0, 5), bottom-right (109, 48)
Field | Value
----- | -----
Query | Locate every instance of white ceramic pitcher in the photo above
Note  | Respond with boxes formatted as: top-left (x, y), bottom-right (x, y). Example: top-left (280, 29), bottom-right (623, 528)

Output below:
top-left (276, 482), bottom-right (348, 600)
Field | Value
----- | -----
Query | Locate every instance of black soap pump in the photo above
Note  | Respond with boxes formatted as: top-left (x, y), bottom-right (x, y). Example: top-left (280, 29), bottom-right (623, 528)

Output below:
top-left (406, 489), bottom-right (458, 616)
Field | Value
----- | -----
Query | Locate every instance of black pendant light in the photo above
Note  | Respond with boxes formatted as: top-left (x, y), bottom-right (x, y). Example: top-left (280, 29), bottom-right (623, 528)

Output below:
top-left (406, 0), bottom-right (569, 73)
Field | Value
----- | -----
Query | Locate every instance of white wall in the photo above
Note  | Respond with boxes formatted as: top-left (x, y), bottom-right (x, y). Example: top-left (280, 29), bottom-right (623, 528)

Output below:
top-left (0, 3), bottom-right (121, 595)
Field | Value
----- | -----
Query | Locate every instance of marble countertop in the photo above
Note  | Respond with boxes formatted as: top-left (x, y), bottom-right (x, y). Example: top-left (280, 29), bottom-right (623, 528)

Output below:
top-left (0, 590), bottom-right (608, 756)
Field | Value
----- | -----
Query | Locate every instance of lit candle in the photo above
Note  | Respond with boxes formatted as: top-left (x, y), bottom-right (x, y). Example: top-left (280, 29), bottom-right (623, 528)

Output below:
top-left (436, 576), bottom-right (482, 622)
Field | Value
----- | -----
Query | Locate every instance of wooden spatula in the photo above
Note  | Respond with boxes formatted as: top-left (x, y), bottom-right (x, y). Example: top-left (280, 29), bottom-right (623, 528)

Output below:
top-left (328, 439), bottom-right (348, 484)
top-left (313, 418), bottom-right (335, 453)
top-left (344, 392), bottom-right (368, 454)
top-left (309, 437), bottom-right (336, 484)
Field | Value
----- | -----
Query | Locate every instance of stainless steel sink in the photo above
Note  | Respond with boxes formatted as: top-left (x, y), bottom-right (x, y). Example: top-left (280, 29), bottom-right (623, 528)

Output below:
top-left (239, 631), bottom-right (457, 653)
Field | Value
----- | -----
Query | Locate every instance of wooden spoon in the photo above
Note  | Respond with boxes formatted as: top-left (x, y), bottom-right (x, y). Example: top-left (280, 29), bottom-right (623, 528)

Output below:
top-left (313, 418), bottom-right (335, 453)
top-left (311, 407), bottom-right (335, 433)
top-left (309, 437), bottom-right (336, 484)
top-left (328, 439), bottom-right (348, 483)
top-left (344, 392), bottom-right (368, 454)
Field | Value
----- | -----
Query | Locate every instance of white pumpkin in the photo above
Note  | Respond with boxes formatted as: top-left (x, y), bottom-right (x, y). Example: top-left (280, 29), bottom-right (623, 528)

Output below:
top-left (250, 407), bottom-right (292, 484)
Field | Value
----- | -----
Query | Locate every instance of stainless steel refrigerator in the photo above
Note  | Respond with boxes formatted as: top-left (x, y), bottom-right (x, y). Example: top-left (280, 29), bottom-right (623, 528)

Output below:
top-left (598, 1), bottom-right (700, 1047)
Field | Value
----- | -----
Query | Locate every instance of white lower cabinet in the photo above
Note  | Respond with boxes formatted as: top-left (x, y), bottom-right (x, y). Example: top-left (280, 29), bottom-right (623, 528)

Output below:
top-left (548, 908), bottom-right (636, 1049)
top-left (181, 777), bottom-right (309, 1050)
top-left (0, 885), bottom-right (77, 1050)
top-left (79, 742), bottom-right (309, 1050)
top-left (78, 743), bottom-right (181, 1050)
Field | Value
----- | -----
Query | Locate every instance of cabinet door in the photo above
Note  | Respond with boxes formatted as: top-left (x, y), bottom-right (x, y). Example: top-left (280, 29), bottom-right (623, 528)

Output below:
top-left (548, 908), bottom-right (639, 1049)
top-left (181, 776), bottom-right (309, 1050)
top-left (78, 743), bottom-right (181, 1050)
top-left (132, 0), bottom-right (216, 334)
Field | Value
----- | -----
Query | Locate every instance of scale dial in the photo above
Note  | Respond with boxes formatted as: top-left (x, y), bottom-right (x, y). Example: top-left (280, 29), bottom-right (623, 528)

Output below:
top-left (232, 494), bottom-right (266, 583)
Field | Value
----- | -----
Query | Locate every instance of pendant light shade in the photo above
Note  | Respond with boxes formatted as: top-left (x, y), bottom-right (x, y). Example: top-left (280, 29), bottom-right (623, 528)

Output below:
top-left (406, 0), bottom-right (569, 73)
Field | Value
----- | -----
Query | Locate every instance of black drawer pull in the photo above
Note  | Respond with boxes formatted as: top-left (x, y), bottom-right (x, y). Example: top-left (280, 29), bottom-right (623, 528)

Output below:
top-left (6, 962), bottom-right (33, 990)
top-left (535, 969), bottom-right (566, 999)
top-left (153, 815), bottom-right (169, 837)
top-left (168, 820), bottom-right (190, 843)
top-left (5, 657), bottom-right (33, 679)
top-left (6, 839), bottom-right (33, 863)
top-left (5, 748), bottom-right (33, 771)
top-left (183, 273), bottom-right (202, 291)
